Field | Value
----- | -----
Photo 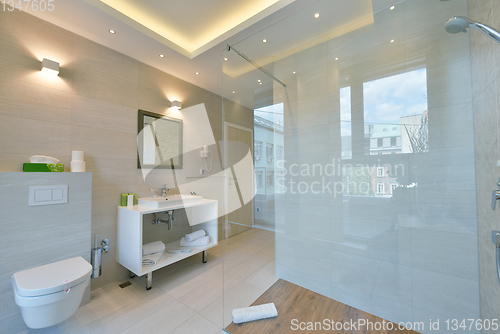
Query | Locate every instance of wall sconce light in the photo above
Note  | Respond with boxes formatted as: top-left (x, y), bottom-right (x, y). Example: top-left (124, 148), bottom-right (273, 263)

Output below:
top-left (170, 100), bottom-right (182, 110)
top-left (41, 58), bottom-right (60, 75)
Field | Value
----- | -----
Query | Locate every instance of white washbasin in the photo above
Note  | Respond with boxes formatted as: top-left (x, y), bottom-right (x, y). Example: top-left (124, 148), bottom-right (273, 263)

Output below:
top-left (138, 194), bottom-right (203, 208)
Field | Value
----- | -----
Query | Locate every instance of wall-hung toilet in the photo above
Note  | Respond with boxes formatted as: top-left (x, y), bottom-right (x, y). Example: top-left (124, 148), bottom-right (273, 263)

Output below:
top-left (12, 256), bottom-right (92, 329)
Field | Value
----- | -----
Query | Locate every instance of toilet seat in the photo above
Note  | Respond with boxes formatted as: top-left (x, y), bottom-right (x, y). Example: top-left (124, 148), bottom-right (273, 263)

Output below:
top-left (12, 256), bottom-right (92, 329)
top-left (13, 276), bottom-right (90, 307)
top-left (13, 257), bottom-right (92, 297)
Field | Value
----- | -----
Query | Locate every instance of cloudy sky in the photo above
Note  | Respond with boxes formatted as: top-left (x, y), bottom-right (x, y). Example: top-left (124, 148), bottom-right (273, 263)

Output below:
top-left (363, 68), bottom-right (428, 124)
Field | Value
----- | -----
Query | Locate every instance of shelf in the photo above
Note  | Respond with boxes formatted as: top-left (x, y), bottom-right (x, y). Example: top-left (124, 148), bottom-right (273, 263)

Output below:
top-left (140, 239), bottom-right (218, 275)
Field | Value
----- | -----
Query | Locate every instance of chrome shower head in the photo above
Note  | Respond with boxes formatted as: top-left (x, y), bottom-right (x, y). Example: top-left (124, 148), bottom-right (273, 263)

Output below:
top-left (445, 16), bottom-right (500, 43)
top-left (445, 16), bottom-right (470, 34)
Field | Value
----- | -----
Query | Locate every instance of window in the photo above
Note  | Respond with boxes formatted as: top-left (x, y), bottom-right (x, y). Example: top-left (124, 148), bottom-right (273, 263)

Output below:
top-left (377, 167), bottom-right (384, 177)
top-left (340, 86), bottom-right (352, 160)
top-left (276, 145), bottom-right (284, 160)
top-left (383, 138), bottom-right (390, 147)
top-left (266, 171), bottom-right (274, 187)
top-left (254, 141), bottom-right (263, 160)
top-left (377, 182), bottom-right (385, 194)
top-left (364, 68), bottom-right (428, 155)
top-left (266, 143), bottom-right (274, 161)
top-left (377, 138), bottom-right (383, 147)
top-left (255, 169), bottom-right (264, 188)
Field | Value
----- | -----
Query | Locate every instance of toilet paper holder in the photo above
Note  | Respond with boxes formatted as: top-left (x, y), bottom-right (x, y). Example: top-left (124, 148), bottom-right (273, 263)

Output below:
top-left (91, 235), bottom-right (109, 279)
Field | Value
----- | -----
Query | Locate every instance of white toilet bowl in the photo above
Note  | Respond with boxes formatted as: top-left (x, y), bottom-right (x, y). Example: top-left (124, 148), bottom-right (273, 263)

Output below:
top-left (12, 256), bottom-right (92, 329)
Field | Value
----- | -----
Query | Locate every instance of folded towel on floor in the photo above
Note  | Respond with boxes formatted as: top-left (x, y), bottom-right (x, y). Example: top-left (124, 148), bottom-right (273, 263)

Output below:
top-left (142, 241), bottom-right (165, 256)
top-left (179, 236), bottom-right (210, 247)
top-left (232, 303), bottom-right (278, 324)
top-left (142, 251), bottom-right (163, 266)
top-left (185, 230), bottom-right (206, 242)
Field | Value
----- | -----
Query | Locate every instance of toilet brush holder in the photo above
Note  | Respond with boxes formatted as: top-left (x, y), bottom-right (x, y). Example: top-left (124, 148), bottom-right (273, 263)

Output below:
top-left (91, 235), bottom-right (109, 279)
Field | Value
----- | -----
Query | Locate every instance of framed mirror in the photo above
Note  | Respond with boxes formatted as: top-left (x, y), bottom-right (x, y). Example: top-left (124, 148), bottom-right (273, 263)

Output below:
top-left (137, 110), bottom-right (183, 169)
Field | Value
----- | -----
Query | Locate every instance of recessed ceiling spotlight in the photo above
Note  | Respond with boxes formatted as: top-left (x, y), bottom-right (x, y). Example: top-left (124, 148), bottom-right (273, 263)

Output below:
top-left (232, 91), bottom-right (235, 94)
top-left (159, 54), bottom-right (164, 58)
top-left (224, 57), bottom-right (228, 61)
top-left (259, 82), bottom-right (263, 85)
top-left (335, 57), bottom-right (339, 60)
top-left (262, 39), bottom-right (267, 43)
top-left (346, 77), bottom-right (349, 80)
top-left (390, 5), bottom-right (395, 10)
top-left (109, 29), bottom-right (116, 34)
top-left (196, 72), bottom-right (200, 75)
top-left (314, 13), bottom-right (320, 18)
top-left (258, 79), bottom-right (261, 82)
top-left (293, 71), bottom-right (296, 74)
top-left (391, 39), bottom-right (395, 43)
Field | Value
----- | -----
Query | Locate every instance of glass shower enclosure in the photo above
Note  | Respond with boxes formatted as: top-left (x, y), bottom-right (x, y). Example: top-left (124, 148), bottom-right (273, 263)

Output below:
top-left (222, 0), bottom-right (482, 333)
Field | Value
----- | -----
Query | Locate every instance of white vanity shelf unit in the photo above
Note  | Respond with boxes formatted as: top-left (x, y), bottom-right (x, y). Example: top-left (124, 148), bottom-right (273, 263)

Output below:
top-left (117, 198), bottom-right (218, 290)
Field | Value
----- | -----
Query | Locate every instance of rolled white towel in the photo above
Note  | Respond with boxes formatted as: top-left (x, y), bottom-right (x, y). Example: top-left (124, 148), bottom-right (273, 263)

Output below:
top-left (142, 251), bottom-right (163, 266)
top-left (179, 236), bottom-right (210, 247)
top-left (185, 230), bottom-right (206, 242)
top-left (142, 241), bottom-right (165, 256)
top-left (232, 303), bottom-right (278, 324)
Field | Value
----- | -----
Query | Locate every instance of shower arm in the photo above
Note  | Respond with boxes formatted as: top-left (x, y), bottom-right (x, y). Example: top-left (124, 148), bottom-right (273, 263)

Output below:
top-left (469, 22), bottom-right (500, 43)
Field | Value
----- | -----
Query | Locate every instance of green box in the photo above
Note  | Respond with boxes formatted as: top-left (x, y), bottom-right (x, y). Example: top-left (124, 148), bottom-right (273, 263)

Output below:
top-left (23, 163), bottom-right (65, 172)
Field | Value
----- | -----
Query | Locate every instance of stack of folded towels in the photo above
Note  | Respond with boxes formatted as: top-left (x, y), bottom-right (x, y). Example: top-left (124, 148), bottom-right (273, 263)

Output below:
top-left (180, 230), bottom-right (210, 247)
top-left (142, 241), bottom-right (165, 266)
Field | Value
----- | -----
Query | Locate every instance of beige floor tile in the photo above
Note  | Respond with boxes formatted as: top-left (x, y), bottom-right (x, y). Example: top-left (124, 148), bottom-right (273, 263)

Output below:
top-left (169, 314), bottom-right (221, 334)
top-left (238, 234), bottom-right (275, 256)
top-left (199, 296), bottom-right (224, 328)
top-left (85, 288), bottom-right (175, 334)
top-left (254, 242), bottom-right (276, 261)
top-left (167, 265), bottom-right (223, 299)
top-left (16, 313), bottom-right (89, 334)
top-left (121, 300), bottom-right (195, 334)
top-left (225, 255), bottom-right (270, 281)
top-left (154, 262), bottom-right (214, 293)
top-left (77, 282), bottom-right (147, 325)
top-left (244, 260), bottom-right (278, 291)
top-left (178, 274), bottom-right (239, 313)
top-left (223, 251), bottom-right (251, 271)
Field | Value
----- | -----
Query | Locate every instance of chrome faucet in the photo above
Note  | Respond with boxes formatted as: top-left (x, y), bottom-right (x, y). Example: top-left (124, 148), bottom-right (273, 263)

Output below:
top-left (161, 184), bottom-right (169, 197)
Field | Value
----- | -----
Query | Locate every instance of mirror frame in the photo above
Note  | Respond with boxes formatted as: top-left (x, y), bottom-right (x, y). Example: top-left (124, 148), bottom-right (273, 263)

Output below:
top-left (137, 109), bottom-right (183, 169)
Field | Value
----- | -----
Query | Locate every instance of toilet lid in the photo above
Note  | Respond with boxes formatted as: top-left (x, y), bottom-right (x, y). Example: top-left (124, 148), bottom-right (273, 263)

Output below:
top-left (13, 257), bottom-right (92, 297)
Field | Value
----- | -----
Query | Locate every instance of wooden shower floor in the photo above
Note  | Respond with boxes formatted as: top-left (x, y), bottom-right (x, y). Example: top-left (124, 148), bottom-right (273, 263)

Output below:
top-left (225, 279), bottom-right (419, 334)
